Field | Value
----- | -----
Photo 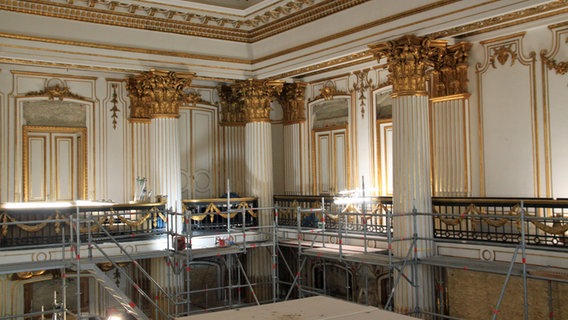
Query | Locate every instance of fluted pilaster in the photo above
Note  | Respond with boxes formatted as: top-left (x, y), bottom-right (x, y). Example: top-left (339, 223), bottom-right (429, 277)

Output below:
top-left (130, 121), bottom-right (150, 197)
top-left (430, 95), bottom-right (471, 197)
top-left (279, 82), bottom-right (307, 195)
top-left (283, 123), bottom-right (304, 195)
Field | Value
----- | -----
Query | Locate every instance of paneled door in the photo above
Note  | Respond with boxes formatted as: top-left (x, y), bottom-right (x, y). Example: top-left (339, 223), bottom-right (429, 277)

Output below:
top-left (313, 127), bottom-right (349, 195)
top-left (23, 126), bottom-right (87, 202)
top-left (179, 106), bottom-right (218, 199)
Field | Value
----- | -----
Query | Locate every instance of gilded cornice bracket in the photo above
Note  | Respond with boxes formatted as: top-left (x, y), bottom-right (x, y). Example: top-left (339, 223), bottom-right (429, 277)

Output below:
top-left (369, 35), bottom-right (447, 96)
top-left (278, 82), bottom-right (307, 125)
top-left (352, 69), bottom-right (372, 118)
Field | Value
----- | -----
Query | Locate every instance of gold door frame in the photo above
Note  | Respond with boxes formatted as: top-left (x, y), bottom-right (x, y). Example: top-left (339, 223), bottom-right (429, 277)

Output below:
top-left (23, 125), bottom-right (88, 201)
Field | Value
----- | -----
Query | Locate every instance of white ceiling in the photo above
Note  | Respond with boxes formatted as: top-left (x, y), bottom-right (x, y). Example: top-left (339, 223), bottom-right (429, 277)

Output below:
top-left (180, 0), bottom-right (268, 10)
top-left (137, 0), bottom-right (274, 12)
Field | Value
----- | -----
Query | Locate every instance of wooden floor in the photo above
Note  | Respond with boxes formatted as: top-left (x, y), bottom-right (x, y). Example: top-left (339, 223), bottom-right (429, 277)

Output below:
top-left (176, 296), bottom-right (419, 320)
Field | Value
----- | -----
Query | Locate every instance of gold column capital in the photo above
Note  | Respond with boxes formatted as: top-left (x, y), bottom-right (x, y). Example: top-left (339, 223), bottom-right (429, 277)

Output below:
top-left (369, 35), bottom-right (447, 96)
top-left (126, 69), bottom-right (195, 120)
top-left (218, 84), bottom-right (245, 126)
top-left (234, 79), bottom-right (284, 123)
top-left (278, 82), bottom-right (307, 125)
top-left (430, 41), bottom-right (472, 98)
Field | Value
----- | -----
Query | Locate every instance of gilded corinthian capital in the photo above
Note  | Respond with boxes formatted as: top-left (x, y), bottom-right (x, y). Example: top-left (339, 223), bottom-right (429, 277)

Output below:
top-left (369, 35), bottom-right (447, 96)
top-left (126, 69), bottom-right (195, 121)
top-left (430, 42), bottom-right (472, 97)
top-left (233, 79), bottom-right (284, 123)
top-left (278, 82), bottom-right (307, 124)
top-left (218, 84), bottom-right (245, 126)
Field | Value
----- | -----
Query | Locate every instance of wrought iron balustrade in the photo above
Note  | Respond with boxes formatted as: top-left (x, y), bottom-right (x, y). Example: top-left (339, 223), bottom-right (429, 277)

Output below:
top-left (273, 195), bottom-right (393, 235)
top-left (0, 201), bottom-right (167, 249)
top-left (274, 195), bottom-right (568, 248)
top-left (182, 197), bottom-right (258, 232)
top-left (432, 197), bottom-right (568, 247)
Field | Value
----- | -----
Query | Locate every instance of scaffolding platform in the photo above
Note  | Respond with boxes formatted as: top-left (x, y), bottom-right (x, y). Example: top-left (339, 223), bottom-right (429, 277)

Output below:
top-left (176, 295), bottom-right (419, 320)
top-left (420, 255), bottom-right (568, 281)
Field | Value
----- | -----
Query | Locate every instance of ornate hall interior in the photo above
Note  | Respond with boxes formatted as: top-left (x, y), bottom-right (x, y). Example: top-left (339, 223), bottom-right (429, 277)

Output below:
top-left (0, 0), bottom-right (568, 319)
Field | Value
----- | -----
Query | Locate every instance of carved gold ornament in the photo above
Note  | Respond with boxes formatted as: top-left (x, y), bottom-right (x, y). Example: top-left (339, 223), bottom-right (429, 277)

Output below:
top-left (278, 82), bottom-right (307, 124)
top-left (353, 69), bottom-right (372, 118)
top-left (110, 83), bottom-right (120, 129)
top-left (218, 84), bottom-right (245, 126)
top-left (490, 44), bottom-right (517, 68)
top-left (541, 51), bottom-right (568, 75)
top-left (218, 79), bottom-right (284, 124)
top-left (430, 42), bottom-right (472, 97)
top-left (369, 35), bottom-right (447, 96)
top-left (235, 79), bottom-right (284, 122)
top-left (126, 69), bottom-right (195, 120)
top-left (25, 82), bottom-right (87, 101)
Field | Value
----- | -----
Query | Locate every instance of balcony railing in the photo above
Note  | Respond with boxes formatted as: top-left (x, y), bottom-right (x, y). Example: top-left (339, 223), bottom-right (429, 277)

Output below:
top-left (274, 195), bottom-right (568, 248)
top-left (182, 197), bottom-right (258, 232)
top-left (274, 195), bottom-right (393, 235)
top-left (432, 197), bottom-right (568, 247)
top-left (0, 201), bottom-right (167, 249)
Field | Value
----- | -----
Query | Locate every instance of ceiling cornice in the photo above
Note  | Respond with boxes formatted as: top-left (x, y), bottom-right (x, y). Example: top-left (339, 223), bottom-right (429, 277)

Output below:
top-left (0, 0), bottom-right (369, 43)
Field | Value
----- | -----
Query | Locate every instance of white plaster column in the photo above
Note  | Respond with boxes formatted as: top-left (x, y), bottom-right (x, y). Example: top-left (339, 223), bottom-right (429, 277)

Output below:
top-left (235, 79), bottom-right (283, 302)
top-left (392, 94), bottom-right (435, 315)
top-left (245, 121), bottom-right (274, 221)
top-left (370, 35), bottom-right (449, 316)
top-left (150, 117), bottom-right (182, 212)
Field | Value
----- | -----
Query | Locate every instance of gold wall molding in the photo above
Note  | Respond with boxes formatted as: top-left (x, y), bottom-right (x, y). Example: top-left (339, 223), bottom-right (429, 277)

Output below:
top-left (278, 82), bottom-right (307, 125)
top-left (369, 35), bottom-right (447, 96)
top-left (126, 69), bottom-right (195, 120)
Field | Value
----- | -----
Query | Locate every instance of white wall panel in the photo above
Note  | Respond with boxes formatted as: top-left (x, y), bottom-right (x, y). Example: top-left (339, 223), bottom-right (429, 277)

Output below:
top-left (478, 36), bottom-right (537, 197)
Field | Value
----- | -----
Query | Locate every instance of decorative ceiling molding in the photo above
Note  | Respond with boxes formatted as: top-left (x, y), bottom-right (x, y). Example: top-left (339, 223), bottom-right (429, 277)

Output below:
top-left (0, 0), bottom-right (368, 43)
top-left (267, 1), bottom-right (568, 80)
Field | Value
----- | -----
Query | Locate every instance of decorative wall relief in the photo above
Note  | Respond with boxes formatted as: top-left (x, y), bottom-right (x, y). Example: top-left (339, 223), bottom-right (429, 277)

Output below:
top-left (109, 83), bottom-right (120, 130)
top-left (353, 69), bottom-right (372, 118)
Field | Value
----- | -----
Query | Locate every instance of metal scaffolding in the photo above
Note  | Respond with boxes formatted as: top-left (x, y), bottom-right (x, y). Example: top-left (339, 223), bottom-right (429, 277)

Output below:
top-left (0, 198), bottom-right (567, 319)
